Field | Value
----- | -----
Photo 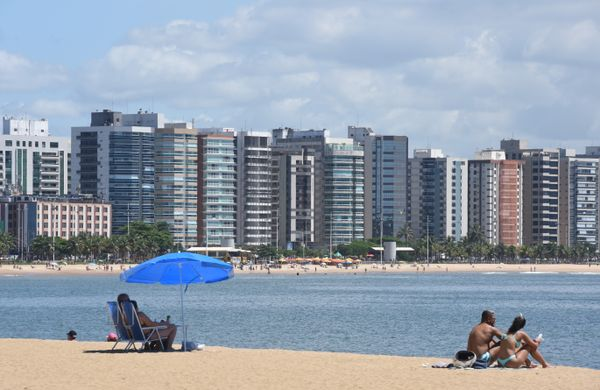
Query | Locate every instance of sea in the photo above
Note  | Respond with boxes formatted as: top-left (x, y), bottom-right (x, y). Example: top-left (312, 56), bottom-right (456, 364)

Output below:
top-left (1, 271), bottom-right (599, 369)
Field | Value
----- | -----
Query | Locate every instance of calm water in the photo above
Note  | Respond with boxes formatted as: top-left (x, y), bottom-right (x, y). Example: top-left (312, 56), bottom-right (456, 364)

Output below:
top-left (1, 272), bottom-right (599, 368)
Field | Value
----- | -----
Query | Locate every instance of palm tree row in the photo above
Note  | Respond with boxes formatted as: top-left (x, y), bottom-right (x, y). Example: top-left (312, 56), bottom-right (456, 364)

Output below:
top-left (21, 221), bottom-right (174, 263)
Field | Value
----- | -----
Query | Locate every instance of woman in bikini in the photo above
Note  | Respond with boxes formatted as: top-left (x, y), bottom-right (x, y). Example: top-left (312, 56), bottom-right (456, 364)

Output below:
top-left (496, 313), bottom-right (550, 368)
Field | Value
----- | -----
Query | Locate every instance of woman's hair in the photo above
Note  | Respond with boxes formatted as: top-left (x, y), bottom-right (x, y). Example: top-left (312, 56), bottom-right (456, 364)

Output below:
top-left (508, 313), bottom-right (526, 334)
top-left (117, 293), bottom-right (129, 304)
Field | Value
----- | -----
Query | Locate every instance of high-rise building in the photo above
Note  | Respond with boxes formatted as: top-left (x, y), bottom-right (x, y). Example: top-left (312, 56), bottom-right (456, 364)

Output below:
top-left (271, 146), bottom-right (315, 249)
top-left (408, 149), bottom-right (468, 241)
top-left (197, 128), bottom-right (237, 247)
top-left (468, 150), bottom-right (523, 246)
top-left (0, 117), bottom-right (70, 196)
top-left (563, 155), bottom-right (600, 248)
top-left (272, 128), bottom-right (364, 249)
top-left (236, 131), bottom-right (272, 246)
top-left (349, 126), bottom-right (408, 239)
top-left (154, 125), bottom-right (198, 249)
top-left (501, 139), bottom-right (574, 245)
top-left (71, 110), bottom-right (156, 234)
top-left (324, 138), bottom-right (365, 247)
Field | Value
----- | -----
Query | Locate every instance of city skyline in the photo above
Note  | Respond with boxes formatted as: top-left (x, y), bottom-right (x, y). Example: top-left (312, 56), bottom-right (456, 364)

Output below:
top-left (2, 1), bottom-right (600, 157)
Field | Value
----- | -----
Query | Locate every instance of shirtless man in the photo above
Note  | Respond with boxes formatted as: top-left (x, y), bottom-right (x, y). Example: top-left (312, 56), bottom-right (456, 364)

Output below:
top-left (467, 310), bottom-right (504, 368)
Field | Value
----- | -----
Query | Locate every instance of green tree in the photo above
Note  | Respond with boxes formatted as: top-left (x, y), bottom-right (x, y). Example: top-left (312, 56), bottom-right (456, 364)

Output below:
top-left (0, 232), bottom-right (15, 258)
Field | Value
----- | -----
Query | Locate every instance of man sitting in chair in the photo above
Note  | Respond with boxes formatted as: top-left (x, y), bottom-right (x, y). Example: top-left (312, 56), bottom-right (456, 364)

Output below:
top-left (117, 293), bottom-right (177, 351)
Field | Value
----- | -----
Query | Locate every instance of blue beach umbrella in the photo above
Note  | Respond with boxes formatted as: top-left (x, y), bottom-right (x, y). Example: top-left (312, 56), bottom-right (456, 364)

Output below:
top-left (120, 252), bottom-right (234, 350)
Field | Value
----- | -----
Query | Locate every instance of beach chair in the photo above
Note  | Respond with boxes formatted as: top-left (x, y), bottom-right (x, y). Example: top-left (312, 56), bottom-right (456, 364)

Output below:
top-left (106, 301), bottom-right (134, 351)
top-left (120, 300), bottom-right (168, 351)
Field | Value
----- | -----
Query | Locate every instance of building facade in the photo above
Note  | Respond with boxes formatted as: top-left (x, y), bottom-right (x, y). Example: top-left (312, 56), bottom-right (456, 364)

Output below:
top-left (324, 138), bottom-right (365, 247)
top-left (408, 149), bottom-right (468, 241)
top-left (236, 131), bottom-right (272, 246)
top-left (0, 117), bottom-right (70, 196)
top-left (501, 140), bottom-right (574, 245)
top-left (348, 127), bottom-right (409, 240)
top-left (468, 150), bottom-right (523, 246)
top-left (271, 128), bottom-right (364, 249)
top-left (72, 110), bottom-right (156, 234)
top-left (2, 116), bottom-right (49, 136)
top-left (0, 195), bottom-right (111, 258)
top-left (197, 129), bottom-right (237, 247)
top-left (154, 126), bottom-right (198, 249)
top-left (565, 157), bottom-right (600, 248)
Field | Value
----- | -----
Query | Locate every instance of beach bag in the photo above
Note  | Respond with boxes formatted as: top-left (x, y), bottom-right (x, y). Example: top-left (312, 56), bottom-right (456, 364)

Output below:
top-left (452, 350), bottom-right (476, 368)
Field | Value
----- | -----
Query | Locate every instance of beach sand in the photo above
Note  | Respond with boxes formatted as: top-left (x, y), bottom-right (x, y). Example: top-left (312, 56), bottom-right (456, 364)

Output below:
top-left (1, 262), bottom-right (599, 277)
top-left (0, 339), bottom-right (597, 390)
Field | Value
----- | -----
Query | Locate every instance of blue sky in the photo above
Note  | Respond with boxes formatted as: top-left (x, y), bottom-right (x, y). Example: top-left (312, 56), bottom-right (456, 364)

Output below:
top-left (1, 0), bottom-right (600, 156)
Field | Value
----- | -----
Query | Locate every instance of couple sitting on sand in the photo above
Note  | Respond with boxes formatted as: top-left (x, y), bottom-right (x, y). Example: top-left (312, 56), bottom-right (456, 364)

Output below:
top-left (467, 310), bottom-right (550, 369)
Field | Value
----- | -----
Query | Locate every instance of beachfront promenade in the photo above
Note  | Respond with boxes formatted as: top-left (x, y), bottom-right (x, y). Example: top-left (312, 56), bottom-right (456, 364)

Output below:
top-left (0, 339), bottom-right (598, 390)
top-left (1, 262), bottom-right (599, 276)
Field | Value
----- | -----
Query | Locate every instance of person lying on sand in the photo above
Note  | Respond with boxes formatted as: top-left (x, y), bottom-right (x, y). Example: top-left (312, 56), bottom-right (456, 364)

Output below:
top-left (496, 313), bottom-right (550, 368)
top-left (117, 293), bottom-right (177, 351)
top-left (467, 310), bottom-right (504, 368)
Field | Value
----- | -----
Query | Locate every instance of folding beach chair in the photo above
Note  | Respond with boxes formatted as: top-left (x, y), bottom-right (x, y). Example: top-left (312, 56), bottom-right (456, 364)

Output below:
top-left (120, 300), bottom-right (168, 351)
top-left (106, 301), bottom-right (134, 351)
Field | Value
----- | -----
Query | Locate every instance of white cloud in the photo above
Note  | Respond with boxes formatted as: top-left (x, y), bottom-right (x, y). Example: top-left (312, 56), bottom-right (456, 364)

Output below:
top-left (0, 50), bottom-right (67, 91)
top-left (7, 1), bottom-right (600, 156)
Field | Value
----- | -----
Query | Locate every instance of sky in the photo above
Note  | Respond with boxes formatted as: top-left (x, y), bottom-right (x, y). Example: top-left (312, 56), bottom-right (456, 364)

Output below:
top-left (1, 0), bottom-right (600, 157)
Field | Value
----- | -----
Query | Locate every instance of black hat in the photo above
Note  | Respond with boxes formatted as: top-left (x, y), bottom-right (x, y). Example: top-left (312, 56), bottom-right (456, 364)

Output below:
top-left (67, 330), bottom-right (77, 337)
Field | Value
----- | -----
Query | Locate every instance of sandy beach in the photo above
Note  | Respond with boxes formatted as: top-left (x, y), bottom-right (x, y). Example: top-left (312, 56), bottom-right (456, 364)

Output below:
top-left (0, 339), bottom-right (597, 390)
top-left (1, 262), bottom-right (598, 277)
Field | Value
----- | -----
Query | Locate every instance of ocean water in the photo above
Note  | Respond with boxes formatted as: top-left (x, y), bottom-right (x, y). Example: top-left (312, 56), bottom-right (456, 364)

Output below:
top-left (0, 272), bottom-right (598, 369)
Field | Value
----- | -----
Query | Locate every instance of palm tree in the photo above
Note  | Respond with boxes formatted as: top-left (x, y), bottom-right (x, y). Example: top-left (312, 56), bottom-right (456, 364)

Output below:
top-left (0, 232), bottom-right (15, 259)
top-left (397, 224), bottom-right (414, 243)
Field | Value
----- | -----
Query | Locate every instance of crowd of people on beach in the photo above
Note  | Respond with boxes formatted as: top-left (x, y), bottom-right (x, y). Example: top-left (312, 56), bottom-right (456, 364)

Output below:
top-left (466, 310), bottom-right (550, 369)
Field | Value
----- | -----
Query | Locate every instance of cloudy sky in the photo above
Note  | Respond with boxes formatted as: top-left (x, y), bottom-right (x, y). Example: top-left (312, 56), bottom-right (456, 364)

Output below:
top-left (1, 0), bottom-right (600, 157)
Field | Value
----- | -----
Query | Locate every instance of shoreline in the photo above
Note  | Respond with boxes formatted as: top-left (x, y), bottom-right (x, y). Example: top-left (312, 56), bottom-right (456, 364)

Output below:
top-left (1, 262), bottom-right (599, 277)
top-left (0, 339), bottom-right (597, 390)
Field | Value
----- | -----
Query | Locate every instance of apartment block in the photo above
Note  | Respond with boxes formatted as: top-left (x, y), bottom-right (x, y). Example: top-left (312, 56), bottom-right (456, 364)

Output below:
top-left (154, 125), bottom-right (198, 249)
top-left (0, 195), bottom-right (111, 257)
top-left (197, 128), bottom-right (237, 247)
top-left (408, 149), bottom-right (468, 241)
top-left (0, 117), bottom-right (70, 196)
top-left (71, 110), bottom-right (156, 234)
top-left (468, 150), bottom-right (523, 246)
top-left (272, 128), bottom-right (364, 249)
top-left (324, 138), bottom-right (365, 246)
top-left (564, 155), bottom-right (600, 247)
top-left (236, 131), bottom-right (272, 246)
top-left (501, 139), bottom-right (574, 245)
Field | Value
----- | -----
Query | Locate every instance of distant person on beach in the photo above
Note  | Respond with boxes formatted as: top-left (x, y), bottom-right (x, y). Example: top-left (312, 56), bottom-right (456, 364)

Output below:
top-left (496, 314), bottom-right (550, 368)
top-left (467, 310), bottom-right (504, 368)
top-left (66, 330), bottom-right (77, 341)
top-left (117, 293), bottom-right (177, 351)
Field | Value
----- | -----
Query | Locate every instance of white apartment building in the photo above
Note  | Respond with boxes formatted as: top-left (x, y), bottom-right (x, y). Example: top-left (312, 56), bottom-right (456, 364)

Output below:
top-left (409, 149), bottom-right (468, 241)
top-left (0, 118), bottom-right (70, 196)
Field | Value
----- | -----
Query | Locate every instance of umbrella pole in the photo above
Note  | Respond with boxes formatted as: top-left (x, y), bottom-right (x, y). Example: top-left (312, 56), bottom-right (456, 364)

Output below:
top-left (179, 263), bottom-right (186, 352)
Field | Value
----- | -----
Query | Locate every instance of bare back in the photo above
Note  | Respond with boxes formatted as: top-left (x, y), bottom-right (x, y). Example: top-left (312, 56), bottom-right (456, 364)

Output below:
top-left (468, 323), bottom-right (499, 357)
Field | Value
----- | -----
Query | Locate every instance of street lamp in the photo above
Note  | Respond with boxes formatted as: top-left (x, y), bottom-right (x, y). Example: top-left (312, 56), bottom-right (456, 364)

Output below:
top-left (52, 205), bottom-right (57, 263)
top-left (426, 214), bottom-right (431, 265)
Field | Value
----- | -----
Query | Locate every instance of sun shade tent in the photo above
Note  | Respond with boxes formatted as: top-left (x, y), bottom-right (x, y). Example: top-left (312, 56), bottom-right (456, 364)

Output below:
top-left (120, 252), bottom-right (234, 351)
